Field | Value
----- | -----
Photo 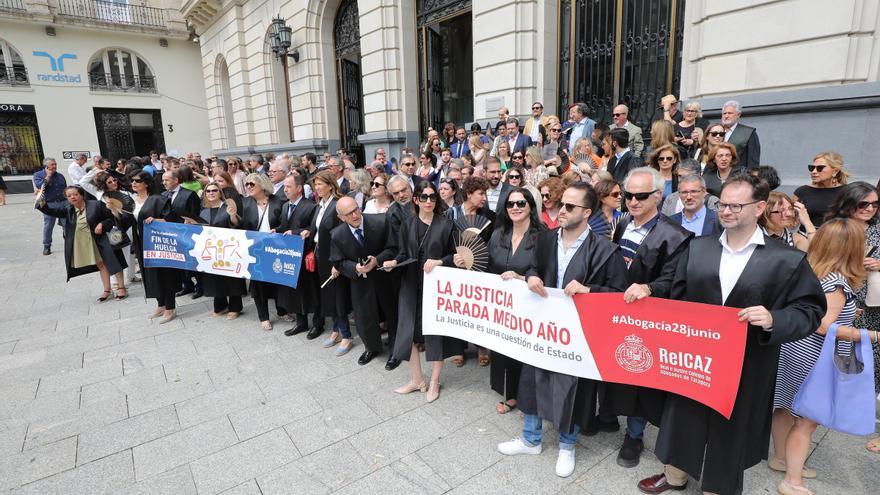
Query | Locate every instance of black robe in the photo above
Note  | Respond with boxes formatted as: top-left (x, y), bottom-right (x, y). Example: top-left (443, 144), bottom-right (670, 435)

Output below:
top-left (385, 201), bottom-right (415, 342)
top-left (275, 197), bottom-right (319, 315)
top-left (604, 214), bottom-right (693, 424)
top-left (166, 187), bottom-right (201, 223)
top-left (199, 205), bottom-right (247, 298)
top-left (37, 200), bottom-right (123, 281)
top-left (391, 214), bottom-right (458, 362)
top-left (655, 233), bottom-right (825, 495)
top-left (134, 195), bottom-right (182, 300)
top-left (519, 228), bottom-right (629, 433)
top-left (311, 198), bottom-right (351, 320)
top-left (329, 214), bottom-right (396, 352)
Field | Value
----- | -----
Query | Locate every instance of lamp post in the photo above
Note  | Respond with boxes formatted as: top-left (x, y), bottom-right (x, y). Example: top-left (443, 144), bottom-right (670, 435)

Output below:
top-left (268, 15), bottom-right (297, 142)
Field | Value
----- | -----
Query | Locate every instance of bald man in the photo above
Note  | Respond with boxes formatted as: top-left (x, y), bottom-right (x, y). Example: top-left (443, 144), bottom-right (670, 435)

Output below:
top-left (611, 104), bottom-right (644, 155)
top-left (328, 196), bottom-right (397, 367)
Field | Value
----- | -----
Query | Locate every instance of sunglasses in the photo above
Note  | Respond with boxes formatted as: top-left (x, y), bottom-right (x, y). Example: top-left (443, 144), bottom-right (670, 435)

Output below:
top-left (512, 155), bottom-right (523, 160)
top-left (612, 113), bottom-right (624, 117)
top-left (807, 165), bottom-right (826, 172)
top-left (607, 191), bottom-right (621, 198)
top-left (541, 193), bottom-right (551, 200)
top-left (858, 200), bottom-right (880, 210)
top-left (507, 174), bottom-right (522, 180)
top-left (658, 156), bottom-right (675, 162)
top-left (418, 193), bottom-right (437, 202)
top-left (506, 200), bottom-right (528, 209)
top-left (708, 131), bottom-right (725, 137)
top-left (371, 181), bottom-right (385, 188)
top-left (561, 202), bottom-right (587, 212)
top-left (245, 182), bottom-right (256, 188)
top-left (205, 189), bottom-right (220, 193)
top-left (532, 106), bottom-right (542, 110)
top-left (550, 128), bottom-right (562, 132)
top-left (624, 190), bottom-right (658, 202)
top-left (131, 178), bottom-right (144, 183)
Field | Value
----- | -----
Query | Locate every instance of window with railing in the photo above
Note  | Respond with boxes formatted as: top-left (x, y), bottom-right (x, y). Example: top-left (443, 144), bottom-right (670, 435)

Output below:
top-left (88, 48), bottom-right (156, 93)
top-left (57, 0), bottom-right (166, 28)
top-left (0, 0), bottom-right (26, 12)
top-left (0, 39), bottom-right (29, 87)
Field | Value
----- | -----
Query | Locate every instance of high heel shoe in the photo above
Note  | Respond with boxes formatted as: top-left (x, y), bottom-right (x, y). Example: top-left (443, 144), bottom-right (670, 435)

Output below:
top-left (426, 381), bottom-right (441, 403)
top-left (394, 381), bottom-right (428, 394)
top-left (97, 290), bottom-right (112, 302)
top-left (778, 480), bottom-right (814, 495)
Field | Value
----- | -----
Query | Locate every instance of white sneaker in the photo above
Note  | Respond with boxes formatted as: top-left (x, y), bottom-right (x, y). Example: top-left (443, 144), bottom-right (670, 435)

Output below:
top-left (556, 448), bottom-right (576, 477)
top-left (497, 438), bottom-right (542, 456)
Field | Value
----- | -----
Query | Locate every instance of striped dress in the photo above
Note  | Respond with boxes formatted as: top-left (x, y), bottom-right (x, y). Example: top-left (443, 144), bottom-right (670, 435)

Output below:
top-left (773, 272), bottom-right (857, 411)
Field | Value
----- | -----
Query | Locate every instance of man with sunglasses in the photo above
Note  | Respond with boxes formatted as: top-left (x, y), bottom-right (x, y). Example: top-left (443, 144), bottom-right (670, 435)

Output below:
top-left (611, 104), bottom-right (644, 156)
top-left (638, 173), bottom-right (824, 495)
top-left (499, 182), bottom-right (628, 478)
top-left (721, 100), bottom-right (761, 169)
top-left (600, 167), bottom-right (693, 469)
top-left (524, 101), bottom-right (549, 144)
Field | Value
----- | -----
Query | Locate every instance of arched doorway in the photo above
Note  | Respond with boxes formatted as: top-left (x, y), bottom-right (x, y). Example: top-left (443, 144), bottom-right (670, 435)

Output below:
top-left (334, 0), bottom-right (364, 165)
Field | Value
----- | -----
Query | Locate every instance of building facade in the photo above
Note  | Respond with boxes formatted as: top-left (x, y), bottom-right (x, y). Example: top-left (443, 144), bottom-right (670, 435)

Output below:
top-left (0, 0), bottom-right (211, 190)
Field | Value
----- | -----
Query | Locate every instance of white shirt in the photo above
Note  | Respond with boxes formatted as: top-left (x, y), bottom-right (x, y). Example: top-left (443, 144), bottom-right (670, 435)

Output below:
top-left (508, 134), bottom-right (519, 153)
top-left (314, 198), bottom-right (331, 244)
top-left (68, 161), bottom-right (86, 183)
top-left (256, 204), bottom-right (271, 233)
top-left (487, 182), bottom-right (504, 211)
top-left (529, 117), bottom-right (542, 142)
top-left (724, 122), bottom-right (738, 142)
top-left (168, 186), bottom-right (181, 204)
top-left (718, 225), bottom-right (765, 304)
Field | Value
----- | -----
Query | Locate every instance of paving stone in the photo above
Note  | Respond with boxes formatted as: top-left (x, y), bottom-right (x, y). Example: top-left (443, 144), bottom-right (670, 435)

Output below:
top-left (295, 439), bottom-right (386, 491)
top-left (256, 461), bottom-right (330, 495)
top-left (37, 357), bottom-right (122, 396)
top-left (126, 371), bottom-right (215, 417)
top-left (415, 419), bottom-right (506, 486)
top-left (14, 449), bottom-right (134, 495)
top-left (77, 405), bottom-right (180, 465)
top-left (349, 408), bottom-right (447, 463)
top-left (219, 479), bottom-right (263, 495)
top-left (132, 416), bottom-right (237, 481)
top-left (228, 388), bottom-right (322, 441)
top-left (174, 380), bottom-right (265, 429)
top-left (119, 465), bottom-right (197, 495)
top-left (23, 393), bottom-right (128, 450)
top-left (0, 436), bottom-right (77, 490)
top-left (284, 398), bottom-right (382, 456)
top-left (2, 388), bottom-right (81, 428)
top-left (0, 425), bottom-right (27, 456)
top-left (189, 428), bottom-right (300, 494)
top-left (333, 462), bottom-right (448, 495)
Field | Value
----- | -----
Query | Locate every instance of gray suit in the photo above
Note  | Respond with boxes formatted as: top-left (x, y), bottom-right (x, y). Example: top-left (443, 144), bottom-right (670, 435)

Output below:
top-left (615, 121), bottom-right (644, 155)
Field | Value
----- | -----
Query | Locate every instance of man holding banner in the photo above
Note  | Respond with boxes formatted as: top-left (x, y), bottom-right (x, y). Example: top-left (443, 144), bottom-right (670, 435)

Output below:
top-left (497, 182), bottom-right (628, 478)
top-left (638, 174), bottom-right (825, 495)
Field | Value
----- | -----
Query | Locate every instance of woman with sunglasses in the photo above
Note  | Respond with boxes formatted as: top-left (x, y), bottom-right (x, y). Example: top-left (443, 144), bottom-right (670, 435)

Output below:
top-left (648, 144), bottom-right (681, 200)
top-left (241, 173), bottom-right (285, 331)
top-left (673, 101), bottom-right (703, 158)
top-left (702, 142), bottom-right (741, 197)
top-left (199, 181), bottom-right (246, 319)
top-left (792, 151), bottom-right (848, 230)
top-left (94, 171), bottom-right (134, 298)
top-left (363, 172), bottom-right (393, 214)
top-left (488, 187), bottom-right (545, 414)
top-left (385, 182), bottom-right (457, 402)
top-left (759, 192), bottom-right (810, 252)
top-left (416, 152), bottom-right (436, 180)
top-left (542, 122), bottom-right (569, 170)
top-left (538, 176), bottom-right (564, 229)
top-left (594, 179), bottom-right (623, 230)
top-left (694, 122), bottom-right (726, 171)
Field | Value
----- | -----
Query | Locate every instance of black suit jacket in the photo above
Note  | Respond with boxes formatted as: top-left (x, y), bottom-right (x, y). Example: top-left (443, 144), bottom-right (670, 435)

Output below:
top-left (278, 197), bottom-right (317, 253)
top-left (167, 187), bottom-right (201, 223)
top-left (240, 195), bottom-right (284, 232)
top-left (507, 134), bottom-right (532, 156)
top-left (607, 150), bottom-right (645, 184)
top-left (329, 214), bottom-right (396, 279)
top-left (726, 123), bottom-right (760, 169)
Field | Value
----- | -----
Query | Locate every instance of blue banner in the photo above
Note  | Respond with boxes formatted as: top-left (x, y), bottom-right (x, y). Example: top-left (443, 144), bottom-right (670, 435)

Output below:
top-left (143, 222), bottom-right (304, 288)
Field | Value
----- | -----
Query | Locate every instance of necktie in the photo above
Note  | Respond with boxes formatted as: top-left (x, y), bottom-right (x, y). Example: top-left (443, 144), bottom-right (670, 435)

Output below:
top-left (354, 228), bottom-right (364, 246)
top-left (287, 202), bottom-right (296, 221)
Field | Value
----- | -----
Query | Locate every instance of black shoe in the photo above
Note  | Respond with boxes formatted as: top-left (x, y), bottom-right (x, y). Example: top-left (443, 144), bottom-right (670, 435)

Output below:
top-left (191, 291), bottom-right (203, 299)
top-left (358, 351), bottom-right (378, 366)
top-left (175, 288), bottom-right (194, 297)
top-left (616, 434), bottom-right (644, 468)
top-left (284, 325), bottom-right (309, 337)
top-left (585, 416), bottom-right (621, 436)
top-left (306, 326), bottom-right (324, 340)
top-left (43, 247), bottom-right (51, 255)
top-left (384, 357), bottom-right (401, 371)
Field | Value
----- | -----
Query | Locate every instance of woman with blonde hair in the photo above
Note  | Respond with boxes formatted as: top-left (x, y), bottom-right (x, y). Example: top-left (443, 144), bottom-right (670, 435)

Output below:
top-left (695, 122), bottom-right (726, 168)
top-left (347, 168), bottom-right (372, 210)
top-left (496, 141), bottom-right (512, 171)
top-left (363, 172), bottom-right (393, 214)
top-left (648, 119), bottom-right (676, 157)
top-left (241, 172), bottom-right (285, 330)
top-left (771, 218), bottom-right (875, 495)
top-left (792, 151), bottom-right (848, 229)
top-left (760, 192), bottom-right (809, 251)
top-left (199, 181), bottom-right (246, 319)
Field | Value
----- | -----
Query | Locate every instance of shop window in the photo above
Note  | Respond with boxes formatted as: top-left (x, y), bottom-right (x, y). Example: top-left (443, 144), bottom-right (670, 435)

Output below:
top-left (0, 39), bottom-right (29, 87)
top-left (88, 48), bottom-right (156, 93)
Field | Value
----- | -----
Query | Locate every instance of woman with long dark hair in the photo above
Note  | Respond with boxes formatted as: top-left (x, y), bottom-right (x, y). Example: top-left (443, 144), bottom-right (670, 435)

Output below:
top-left (385, 181), bottom-right (457, 402)
top-left (488, 187), bottom-right (545, 413)
top-left (199, 181), bottom-right (246, 319)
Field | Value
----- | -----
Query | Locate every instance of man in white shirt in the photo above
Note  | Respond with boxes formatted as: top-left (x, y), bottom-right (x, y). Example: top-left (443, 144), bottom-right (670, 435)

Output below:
top-left (566, 102), bottom-right (596, 154)
top-left (68, 153), bottom-right (88, 183)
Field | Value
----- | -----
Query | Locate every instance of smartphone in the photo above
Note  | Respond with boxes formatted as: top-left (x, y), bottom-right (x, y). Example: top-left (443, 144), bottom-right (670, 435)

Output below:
top-left (867, 245), bottom-right (878, 257)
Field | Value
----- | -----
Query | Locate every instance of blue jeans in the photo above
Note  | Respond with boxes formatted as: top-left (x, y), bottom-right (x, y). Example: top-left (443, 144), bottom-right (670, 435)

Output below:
top-left (522, 413), bottom-right (580, 450)
top-left (335, 317), bottom-right (351, 339)
top-left (42, 200), bottom-right (67, 248)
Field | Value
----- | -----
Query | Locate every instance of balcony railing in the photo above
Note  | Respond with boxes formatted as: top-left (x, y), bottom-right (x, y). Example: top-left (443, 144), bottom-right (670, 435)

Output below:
top-left (0, 0), bottom-right (26, 12)
top-left (57, 0), bottom-right (166, 28)
top-left (88, 71), bottom-right (157, 93)
top-left (0, 67), bottom-right (29, 87)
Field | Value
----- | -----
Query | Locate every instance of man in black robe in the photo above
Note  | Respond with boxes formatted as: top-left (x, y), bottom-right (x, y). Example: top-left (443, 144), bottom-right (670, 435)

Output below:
top-left (329, 197), bottom-right (397, 366)
top-left (161, 169), bottom-right (202, 297)
top-left (497, 182), bottom-right (628, 478)
top-left (637, 174), bottom-right (825, 495)
top-left (601, 167), bottom-right (693, 468)
top-left (381, 175), bottom-right (415, 371)
top-left (278, 174), bottom-right (319, 337)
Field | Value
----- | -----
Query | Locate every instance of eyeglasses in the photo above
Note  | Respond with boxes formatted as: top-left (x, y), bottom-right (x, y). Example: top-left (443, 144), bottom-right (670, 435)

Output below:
top-left (245, 182), bottom-right (256, 188)
top-left (506, 200), bottom-right (528, 209)
top-left (507, 174), bottom-right (522, 180)
top-left (550, 128), bottom-right (562, 132)
top-left (717, 200), bottom-right (761, 213)
top-left (340, 207), bottom-right (359, 217)
top-left (205, 189), bottom-right (220, 194)
top-left (612, 113), bottom-right (623, 117)
top-left (371, 181), bottom-right (385, 188)
top-left (532, 106), bottom-right (542, 110)
top-left (658, 156), bottom-right (675, 162)
top-left (624, 190), bottom-right (658, 202)
top-left (607, 191), bottom-right (621, 198)
top-left (541, 193), bottom-right (551, 200)
top-left (770, 207), bottom-right (794, 215)
top-left (807, 164), bottom-right (827, 172)
top-left (684, 109), bottom-right (697, 113)
top-left (561, 202), bottom-right (588, 212)
top-left (401, 162), bottom-right (415, 167)
top-left (857, 200), bottom-right (880, 210)
top-left (131, 178), bottom-right (144, 183)
top-left (418, 193), bottom-right (437, 203)
top-left (679, 189), bottom-right (704, 197)
top-left (708, 131), bottom-right (725, 137)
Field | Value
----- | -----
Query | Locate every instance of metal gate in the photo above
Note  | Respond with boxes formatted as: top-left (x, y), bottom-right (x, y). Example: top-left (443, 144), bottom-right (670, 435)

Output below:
top-left (558, 0), bottom-right (685, 133)
top-left (334, 0), bottom-right (365, 165)
top-left (0, 109), bottom-right (44, 176)
top-left (93, 108), bottom-right (165, 163)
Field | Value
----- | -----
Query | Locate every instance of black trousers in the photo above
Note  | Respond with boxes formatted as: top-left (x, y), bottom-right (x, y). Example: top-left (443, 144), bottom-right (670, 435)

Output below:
top-left (214, 296), bottom-right (243, 313)
top-left (157, 292), bottom-right (176, 310)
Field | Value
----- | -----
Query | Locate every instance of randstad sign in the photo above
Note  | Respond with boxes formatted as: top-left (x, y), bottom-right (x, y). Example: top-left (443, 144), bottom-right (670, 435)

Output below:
top-left (33, 51), bottom-right (82, 84)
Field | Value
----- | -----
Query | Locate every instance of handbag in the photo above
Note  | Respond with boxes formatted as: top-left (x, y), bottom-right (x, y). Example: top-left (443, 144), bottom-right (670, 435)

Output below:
top-left (792, 323), bottom-right (876, 435)
top-left (304, 250), bottom-right (316, 273)
top-left (107, 226), bottom-right (131, 249)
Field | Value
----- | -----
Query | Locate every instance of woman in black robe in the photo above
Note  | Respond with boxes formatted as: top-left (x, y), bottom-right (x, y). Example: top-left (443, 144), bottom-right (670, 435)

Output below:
top-left (199, 181), bottom-right (247, 320)
top-left (240, 173), bottom-right (284, 331)
top-left (36, 185), bottom-right (123, 299)
top-left (385, 181), bottom-right (457, 403)
top-left (132, 171), bottom-right (181, 324)
top-left (487, 187), bottom-right (545, 414)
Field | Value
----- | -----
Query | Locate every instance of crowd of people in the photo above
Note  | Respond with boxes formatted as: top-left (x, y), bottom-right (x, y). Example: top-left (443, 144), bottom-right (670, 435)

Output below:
top-left (32, 96), bottom-right (880, 495)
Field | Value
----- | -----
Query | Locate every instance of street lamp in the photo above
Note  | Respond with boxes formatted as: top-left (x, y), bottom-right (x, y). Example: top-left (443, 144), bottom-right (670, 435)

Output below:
top-left (269, 16), bottom-right (299, 63)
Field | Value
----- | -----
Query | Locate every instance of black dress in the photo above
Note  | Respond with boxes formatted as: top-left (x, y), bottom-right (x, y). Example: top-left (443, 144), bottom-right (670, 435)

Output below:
top-left (135, 195), bottom-right (182, 308)
top-left (392, 214), bottom-right (459, 362)
top-left (199, 206), bottom-right (247, 309)
top-left (792, 184), bottom-right (844, 228)
top-left (487, 224), bottom-right (541, 403)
